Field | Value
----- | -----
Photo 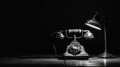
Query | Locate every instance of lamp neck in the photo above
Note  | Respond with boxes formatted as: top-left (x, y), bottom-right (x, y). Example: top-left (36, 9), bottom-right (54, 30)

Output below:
top-left (103, 24), bottom-right (107, 52)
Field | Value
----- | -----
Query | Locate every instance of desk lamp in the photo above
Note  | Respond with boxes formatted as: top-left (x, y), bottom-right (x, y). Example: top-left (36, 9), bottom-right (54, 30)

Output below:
top-left (85, 12), bottom-right (114, 58)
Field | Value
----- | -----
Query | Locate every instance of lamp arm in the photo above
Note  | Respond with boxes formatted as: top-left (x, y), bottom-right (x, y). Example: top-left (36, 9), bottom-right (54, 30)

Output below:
top-left (104, 24), bottom-right (107, 53)
top-left (93, 11), bottom-right (99, 20)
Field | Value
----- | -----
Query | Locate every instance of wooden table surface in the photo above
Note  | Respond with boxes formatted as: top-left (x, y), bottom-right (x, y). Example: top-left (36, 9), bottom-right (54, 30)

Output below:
top-left (0, 55), bottom-right (120, 66)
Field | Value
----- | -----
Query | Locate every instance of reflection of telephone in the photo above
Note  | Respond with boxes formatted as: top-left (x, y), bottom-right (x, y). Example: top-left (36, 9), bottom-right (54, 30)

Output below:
top-left (52, 29), bottom-right (94, 59)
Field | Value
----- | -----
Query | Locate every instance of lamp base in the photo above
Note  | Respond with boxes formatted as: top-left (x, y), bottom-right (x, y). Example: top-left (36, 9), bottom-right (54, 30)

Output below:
top-left (97, 52), bottom-right (114, 58)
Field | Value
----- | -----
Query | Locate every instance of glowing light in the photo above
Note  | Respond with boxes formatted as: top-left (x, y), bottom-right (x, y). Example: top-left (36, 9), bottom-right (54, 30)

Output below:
top-left (85, 23), bottom-right (102, 30)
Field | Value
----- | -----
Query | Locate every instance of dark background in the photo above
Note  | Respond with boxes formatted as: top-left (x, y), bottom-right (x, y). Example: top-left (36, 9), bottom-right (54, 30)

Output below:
top-left (32, 0), bottom-right (120, 56)
top-left (1, 0), bottom-right (120, 57)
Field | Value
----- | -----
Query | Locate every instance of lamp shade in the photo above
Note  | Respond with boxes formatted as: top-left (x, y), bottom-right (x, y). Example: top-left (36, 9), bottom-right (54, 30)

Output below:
top-left (85, 19), bottom-right (102, 30)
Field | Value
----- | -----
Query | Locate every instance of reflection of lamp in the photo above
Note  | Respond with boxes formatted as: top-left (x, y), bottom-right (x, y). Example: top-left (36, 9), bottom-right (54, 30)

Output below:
top-left (85, 12), bottom-right (114, 58)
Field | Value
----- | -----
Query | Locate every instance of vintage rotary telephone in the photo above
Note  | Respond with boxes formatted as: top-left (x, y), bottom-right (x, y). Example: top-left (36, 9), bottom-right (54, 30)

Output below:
top-left (52, 29), bottom-right (94, 59)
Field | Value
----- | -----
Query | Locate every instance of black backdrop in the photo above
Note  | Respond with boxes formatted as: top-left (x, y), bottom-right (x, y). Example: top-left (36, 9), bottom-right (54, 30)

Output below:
top-left (32, 0), bottom-right (120, 56)
top-left (2, 0), bottom-right (120, 57)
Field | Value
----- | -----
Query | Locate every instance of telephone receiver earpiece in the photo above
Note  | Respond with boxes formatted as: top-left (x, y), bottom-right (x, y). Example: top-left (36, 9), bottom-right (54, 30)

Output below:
top-left (56, 32), bottom-right (65, 39)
